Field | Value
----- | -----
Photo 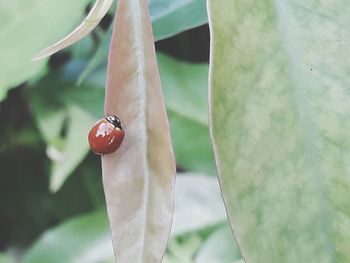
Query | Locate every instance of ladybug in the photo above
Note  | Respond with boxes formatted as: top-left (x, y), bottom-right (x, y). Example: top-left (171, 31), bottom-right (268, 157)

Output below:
top-left (88, 115), bottom-right (125, 155)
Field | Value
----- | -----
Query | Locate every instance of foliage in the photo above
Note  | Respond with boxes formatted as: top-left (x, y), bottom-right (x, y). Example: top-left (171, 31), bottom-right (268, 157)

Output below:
top-left (2, 0), bottom-right (347, 262)
top-left (23, 175), bottom-right (232, 263)
top-left (208, 0), bottom-right (350, 262)
top-left (0, 0), bottom-right (237, 262)
top-left (0, 0), bottom-right (90, 101)
top-left (101, 1), bottom-right (176, 262)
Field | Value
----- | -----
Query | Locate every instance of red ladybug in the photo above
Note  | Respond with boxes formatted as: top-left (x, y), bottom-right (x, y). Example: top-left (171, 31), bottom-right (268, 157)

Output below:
top-left (88, 115), bottom-right (125, 155)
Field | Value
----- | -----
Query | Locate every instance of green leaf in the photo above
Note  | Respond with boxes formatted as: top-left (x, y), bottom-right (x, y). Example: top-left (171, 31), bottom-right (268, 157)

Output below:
top-left (76, 26), bottom-right (113, 85)
top-left (150, 0), bottom-right (207, 41)
top-left (171, 174), bottom-right (227, 236)
top-left (32, 0), bottom-right (113, 60)
top-left (49, 105), bottom-right (95, 192)
top-left (23, 211), bottom-right (114, 263)
top-left (22, 174), bottom-right (224, 263)
top-left (0, 253), bottom-right (12, 263)
top-left (28, 106), bottom-right (65, 148)
top-left (158, 54), bottom-right (207, 129)
top-left (78, 0), bottom-right (208, 84)
top-left (29, 50), bottom-right (212, 192)
top-left (29, 63), bottom-right (98, 192)
top-left (208, 0), bottom-right (350, 262)
top-left (0, 0), bottom-right (90, 101)
top-left (168, 112), bottom-right (214, 173)
top-left (158, 54), bottom-right (215, 173)
top-left (164, 233), bottom-right (203, 263)
top-left (195, 225), bottom-right (242, 263)
top-left (78, 54), bottom-right (215, 174)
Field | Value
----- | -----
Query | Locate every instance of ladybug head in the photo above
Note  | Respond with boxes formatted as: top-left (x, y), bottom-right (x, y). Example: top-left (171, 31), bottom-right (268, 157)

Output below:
top-left (106, 115), bottom-right (123, 130)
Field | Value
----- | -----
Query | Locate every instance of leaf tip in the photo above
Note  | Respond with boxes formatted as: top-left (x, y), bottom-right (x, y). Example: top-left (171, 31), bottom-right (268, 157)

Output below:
top-left (32, 48), bottom-right (52, 62)
top-left (49, 174), bottom-right (63, 193)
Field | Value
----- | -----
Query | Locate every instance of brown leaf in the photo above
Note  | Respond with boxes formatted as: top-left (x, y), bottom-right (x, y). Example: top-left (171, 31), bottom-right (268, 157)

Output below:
top-left (101, 0), bottom-right (176, 262)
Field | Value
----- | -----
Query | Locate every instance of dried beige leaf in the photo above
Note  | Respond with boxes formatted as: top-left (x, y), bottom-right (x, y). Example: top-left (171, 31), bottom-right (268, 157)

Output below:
top-left (32, 0), bottom-right (113, 61)
top-left (101, 0), bottom-right (176, 262)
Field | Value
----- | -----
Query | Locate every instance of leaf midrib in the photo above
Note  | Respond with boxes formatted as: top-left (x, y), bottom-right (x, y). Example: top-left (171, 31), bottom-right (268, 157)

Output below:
top-left (130, 0), bottom-right (152, 261)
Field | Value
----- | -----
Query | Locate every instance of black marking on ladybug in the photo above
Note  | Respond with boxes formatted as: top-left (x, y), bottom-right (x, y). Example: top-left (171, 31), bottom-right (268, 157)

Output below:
top-left (106, 115), bottom-right (123, 130)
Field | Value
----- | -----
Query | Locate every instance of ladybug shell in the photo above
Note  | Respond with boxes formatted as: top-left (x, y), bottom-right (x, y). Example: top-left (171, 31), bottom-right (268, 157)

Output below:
top-left (88, 119), bottom-right (125, 155)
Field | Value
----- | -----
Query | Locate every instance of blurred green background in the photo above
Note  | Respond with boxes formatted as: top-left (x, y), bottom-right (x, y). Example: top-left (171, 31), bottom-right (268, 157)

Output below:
top-left (0, 1), bottom-right (242, 262)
